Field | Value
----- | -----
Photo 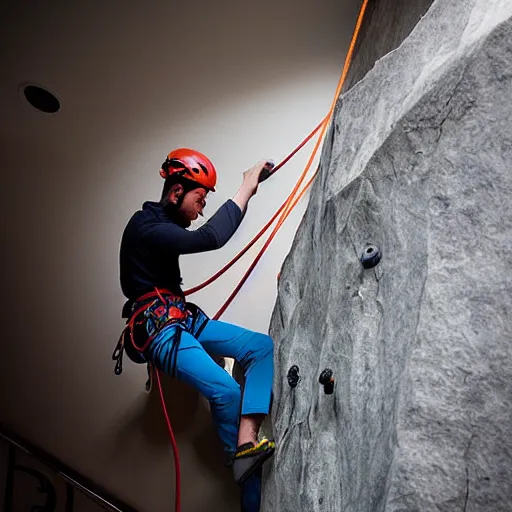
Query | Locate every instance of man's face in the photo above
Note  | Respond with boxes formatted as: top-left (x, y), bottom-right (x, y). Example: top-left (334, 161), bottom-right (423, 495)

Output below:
top-left (178, 187), bottom-right (208, 227)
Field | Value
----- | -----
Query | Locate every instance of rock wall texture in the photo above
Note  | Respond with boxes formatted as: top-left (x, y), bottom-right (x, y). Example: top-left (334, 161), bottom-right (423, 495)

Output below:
top-left (262, 1), bottom-right (512, 511)
top-left (342, 0), bottom-right (435, 92)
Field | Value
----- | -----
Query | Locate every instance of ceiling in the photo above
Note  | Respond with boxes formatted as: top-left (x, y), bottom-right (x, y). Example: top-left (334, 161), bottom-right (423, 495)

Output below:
top-left (1, 0), bottom-right (360, 154)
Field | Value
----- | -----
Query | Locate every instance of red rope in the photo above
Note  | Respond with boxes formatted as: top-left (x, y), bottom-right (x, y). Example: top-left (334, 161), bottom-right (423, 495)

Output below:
top-left (213, 170), bottom-right (317, 320)
top-left (265, 118), bottom-right (326, 176)
top-left (156, 1), bottom-right (370, 510)
top-left (183, 118), bottom-right (325, 296)
top-left (155, 369), bottom-right (181, 512)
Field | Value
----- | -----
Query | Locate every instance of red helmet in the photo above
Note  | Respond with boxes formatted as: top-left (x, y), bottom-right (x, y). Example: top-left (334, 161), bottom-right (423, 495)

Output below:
top-left (160, 148), bottom-right (217, 192)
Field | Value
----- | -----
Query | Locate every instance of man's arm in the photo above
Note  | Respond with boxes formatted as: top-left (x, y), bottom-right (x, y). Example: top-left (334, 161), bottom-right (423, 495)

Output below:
top-left (145, 199), bottom-right (243, 255)
top-left (146, 159), bottom-right (275, 255)
top-left (232, 160), bottom-right (274, 213)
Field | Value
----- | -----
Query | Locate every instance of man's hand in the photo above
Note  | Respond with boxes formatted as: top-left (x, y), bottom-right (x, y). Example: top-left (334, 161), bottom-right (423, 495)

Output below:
top-left (233, 159), bottom-right (275, 212)
top-left (243, 160), bottom-right (275, 197)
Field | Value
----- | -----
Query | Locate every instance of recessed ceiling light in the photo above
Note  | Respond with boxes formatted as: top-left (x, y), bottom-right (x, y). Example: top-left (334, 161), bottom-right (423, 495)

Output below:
top-left (22, 84), bottom-right (61, 114)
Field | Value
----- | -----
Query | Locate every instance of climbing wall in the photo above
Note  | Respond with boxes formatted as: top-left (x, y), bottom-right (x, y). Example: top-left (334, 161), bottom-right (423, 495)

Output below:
top-left (262, 1), bottom-right (512, 511)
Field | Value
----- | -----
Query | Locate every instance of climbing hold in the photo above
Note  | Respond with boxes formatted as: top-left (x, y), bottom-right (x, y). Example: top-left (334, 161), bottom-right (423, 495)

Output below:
top-left (287, 365), bottom-right (301, 388)
top-left (319, 369), bottom-right (335, 395)
top-left (360, 244), bottom-right (381, 269)
top-left (257, 161), bottom-right (276, 183)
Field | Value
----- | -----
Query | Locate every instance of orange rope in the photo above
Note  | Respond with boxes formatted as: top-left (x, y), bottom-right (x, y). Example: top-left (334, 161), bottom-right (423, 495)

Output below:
top-left (158, 2), bottom-right (370, 511)
top-left (213, 169), bottom-right (318, 319)
top-left (183, 119), bottom-right (325, 296)
top-left (186, 0), bottom-right (369, 302)
top-left (212, 0), bottom-right (369, 318)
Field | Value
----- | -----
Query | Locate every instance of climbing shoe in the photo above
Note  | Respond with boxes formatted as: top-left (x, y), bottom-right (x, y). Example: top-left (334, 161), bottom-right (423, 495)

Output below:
top-left (232, 438), bottom-right (276, 485)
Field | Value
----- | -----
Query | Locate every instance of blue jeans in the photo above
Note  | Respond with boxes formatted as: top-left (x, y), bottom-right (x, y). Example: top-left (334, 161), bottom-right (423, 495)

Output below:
top-left (144, 314), bottom-right (274, 459)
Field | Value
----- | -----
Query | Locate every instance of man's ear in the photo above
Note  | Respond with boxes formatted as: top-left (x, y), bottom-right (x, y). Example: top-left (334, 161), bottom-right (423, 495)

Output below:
top-left (168, 183), bottom-right (185, 205)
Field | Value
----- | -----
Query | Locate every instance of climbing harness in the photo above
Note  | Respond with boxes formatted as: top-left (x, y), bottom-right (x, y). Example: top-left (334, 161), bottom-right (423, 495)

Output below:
top-left (113, 1), bottom-right (369, 510)
top-left (113, 290), bottom-right (184, 370)
top-left (112, 289), bottom-right (210, 389)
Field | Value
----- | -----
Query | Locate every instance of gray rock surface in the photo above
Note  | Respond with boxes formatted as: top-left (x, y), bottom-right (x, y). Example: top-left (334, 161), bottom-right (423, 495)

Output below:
top-left (262, 1), bottom-right (512, 511)
top-left (342, 0), bottom-right (435, 93)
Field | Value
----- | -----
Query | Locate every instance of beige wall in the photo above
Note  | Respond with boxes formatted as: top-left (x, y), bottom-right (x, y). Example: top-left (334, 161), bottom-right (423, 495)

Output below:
top-left (0, 0), bottom-right (360, 510)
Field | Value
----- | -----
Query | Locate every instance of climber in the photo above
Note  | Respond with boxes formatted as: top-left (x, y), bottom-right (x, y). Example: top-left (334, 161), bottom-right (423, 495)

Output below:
top-left (118, 148), bottom-right (276, 485)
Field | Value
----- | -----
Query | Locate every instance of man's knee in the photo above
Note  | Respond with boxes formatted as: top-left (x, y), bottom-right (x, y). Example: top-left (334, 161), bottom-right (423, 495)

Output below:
top-left (213, 380), bottom-right (242, 408)
top-left (259, 333), bottom-right (273, 357)
top-left (235, 331), bottom-right (274, 371)
top-left (245, 332), bottom-right (274, 364)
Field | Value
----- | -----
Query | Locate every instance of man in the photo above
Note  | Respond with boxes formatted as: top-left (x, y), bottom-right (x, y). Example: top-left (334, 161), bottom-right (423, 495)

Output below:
top-left (118, 148), bottom-right (276, 484)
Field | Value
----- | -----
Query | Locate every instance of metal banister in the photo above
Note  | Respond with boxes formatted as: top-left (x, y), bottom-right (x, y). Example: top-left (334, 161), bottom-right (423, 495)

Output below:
top-left (0, 423), bottom-right (139, 512)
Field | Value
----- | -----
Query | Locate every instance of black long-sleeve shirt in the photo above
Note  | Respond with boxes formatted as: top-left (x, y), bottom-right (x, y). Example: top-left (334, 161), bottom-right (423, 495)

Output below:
top-left (119, 200), bottom-right (243, 303)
